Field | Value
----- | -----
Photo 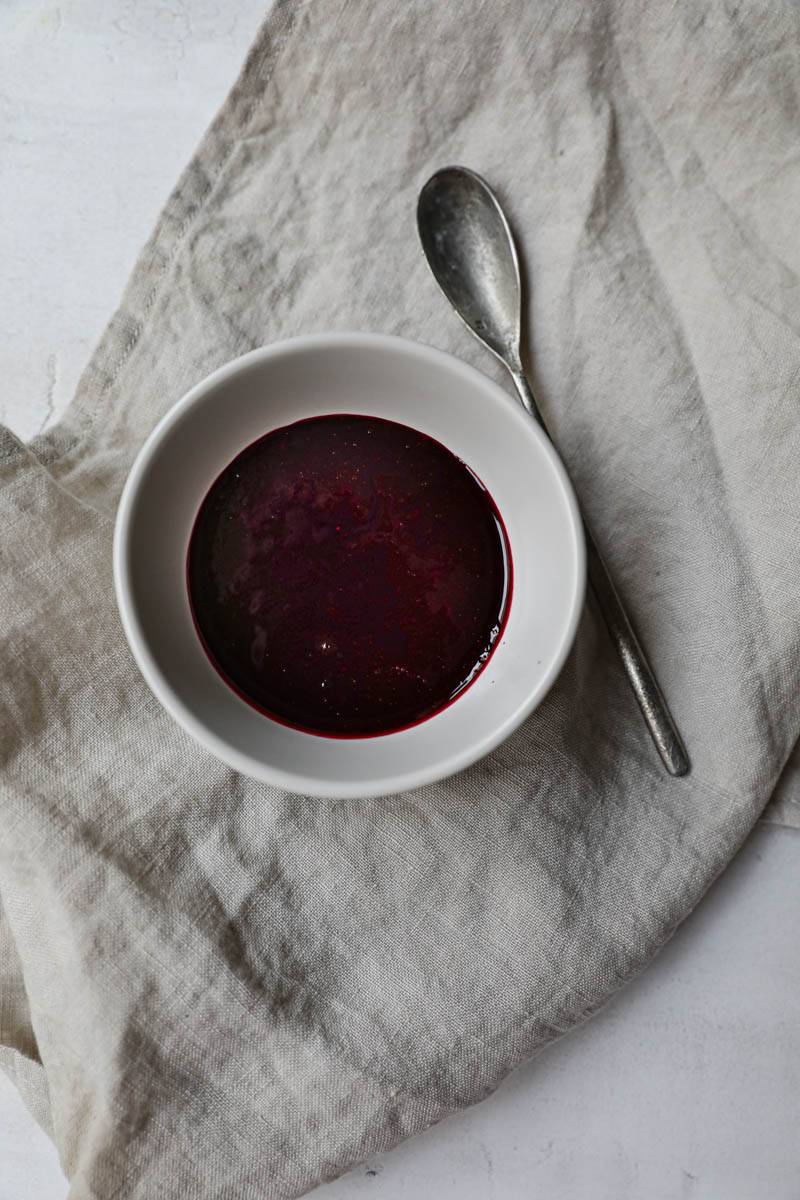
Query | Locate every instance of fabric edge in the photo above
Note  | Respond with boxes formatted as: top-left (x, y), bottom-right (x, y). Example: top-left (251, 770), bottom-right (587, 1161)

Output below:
top-left (25, 0), bottom-right (306, 475)
top-left (0, 1046), bottom-right (55, 1142)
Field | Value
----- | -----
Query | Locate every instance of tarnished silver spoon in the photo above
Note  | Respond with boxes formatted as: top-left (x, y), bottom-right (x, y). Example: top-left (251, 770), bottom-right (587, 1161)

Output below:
top-left (417, 165), bottom-right (689, 776)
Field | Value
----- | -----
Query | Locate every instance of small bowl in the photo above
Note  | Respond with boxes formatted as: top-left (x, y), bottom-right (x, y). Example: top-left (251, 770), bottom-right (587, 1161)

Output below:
top-left (114, 333), bottom-right (585, 797)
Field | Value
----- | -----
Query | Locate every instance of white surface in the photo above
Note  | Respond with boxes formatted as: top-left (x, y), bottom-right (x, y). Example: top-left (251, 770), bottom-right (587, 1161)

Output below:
top-left (115, 334), bottom-right (584, 797)
top-left (0, 0), bottom-right (267, 440)
top-left (0, 1071), bottom-right (64, 1200)
top-left (1, 4), bottom-right (799, 1198)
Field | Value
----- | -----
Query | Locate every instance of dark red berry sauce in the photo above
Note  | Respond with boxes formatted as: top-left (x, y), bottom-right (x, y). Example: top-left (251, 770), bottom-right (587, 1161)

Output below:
top-left (187, 414), bottom-right (511, 736)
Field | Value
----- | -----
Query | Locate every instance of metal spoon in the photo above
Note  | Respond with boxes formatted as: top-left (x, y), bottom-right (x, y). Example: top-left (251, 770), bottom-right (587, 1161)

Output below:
top-left (417, 165), bottom-right (689, 776)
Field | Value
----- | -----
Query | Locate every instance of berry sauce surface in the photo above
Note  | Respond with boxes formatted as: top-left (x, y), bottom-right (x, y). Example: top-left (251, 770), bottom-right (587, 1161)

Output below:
top-left (187, 414), bottom-right (511, 736)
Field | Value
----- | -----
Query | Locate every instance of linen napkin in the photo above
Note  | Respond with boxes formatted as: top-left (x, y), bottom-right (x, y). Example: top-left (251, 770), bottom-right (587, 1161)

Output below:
top-left (2, 1), bottom-right (800, 1195)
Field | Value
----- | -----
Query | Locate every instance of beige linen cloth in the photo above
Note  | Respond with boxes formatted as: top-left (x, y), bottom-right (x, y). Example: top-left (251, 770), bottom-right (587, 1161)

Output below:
top-left (2, 1), bottom-right (800, 1195)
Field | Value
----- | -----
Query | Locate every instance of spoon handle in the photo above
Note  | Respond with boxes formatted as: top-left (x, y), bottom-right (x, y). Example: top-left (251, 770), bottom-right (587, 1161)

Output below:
top-left (509, 367), bottom-right (689, 776)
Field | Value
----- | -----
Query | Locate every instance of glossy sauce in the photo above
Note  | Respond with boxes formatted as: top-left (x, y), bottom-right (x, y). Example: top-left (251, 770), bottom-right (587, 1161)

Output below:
top-left (187, 414), bottom-right (511, 736)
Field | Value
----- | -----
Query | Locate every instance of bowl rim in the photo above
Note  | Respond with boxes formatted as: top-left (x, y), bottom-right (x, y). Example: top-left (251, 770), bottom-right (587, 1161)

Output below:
top-left (113, 331), bottom-right (586, 797)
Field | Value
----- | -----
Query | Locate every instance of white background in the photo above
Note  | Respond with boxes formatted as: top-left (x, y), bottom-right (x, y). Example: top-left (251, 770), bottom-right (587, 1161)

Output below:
top-left (1, 4), bottom-right (799, 1198)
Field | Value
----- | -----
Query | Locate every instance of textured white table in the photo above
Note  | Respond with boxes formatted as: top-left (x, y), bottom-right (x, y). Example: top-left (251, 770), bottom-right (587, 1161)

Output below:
top-left (2, 5), bottom-right (799, 1199)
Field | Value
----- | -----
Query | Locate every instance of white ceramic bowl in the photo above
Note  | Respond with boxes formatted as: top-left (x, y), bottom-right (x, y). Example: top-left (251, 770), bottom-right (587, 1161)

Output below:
top-left (114, 333), bottom-right (585, 797)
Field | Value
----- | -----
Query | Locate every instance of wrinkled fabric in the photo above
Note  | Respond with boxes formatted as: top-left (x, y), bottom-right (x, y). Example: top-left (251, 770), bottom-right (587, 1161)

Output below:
top-left (2, 0), bottom-right (800, 1195)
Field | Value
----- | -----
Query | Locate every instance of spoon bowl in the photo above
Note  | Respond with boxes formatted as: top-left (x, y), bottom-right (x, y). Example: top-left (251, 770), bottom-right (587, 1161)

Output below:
top-left (417, 167), bottom-right (523, 368)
